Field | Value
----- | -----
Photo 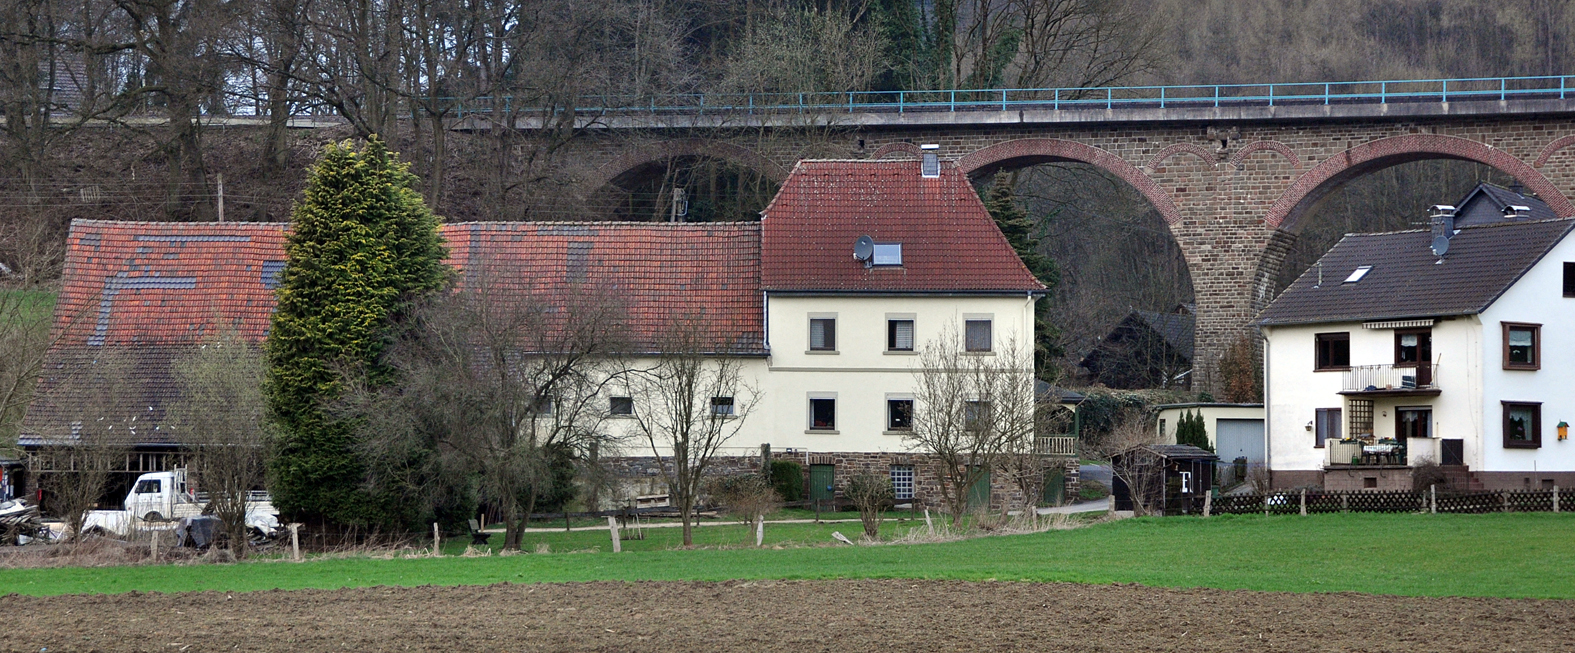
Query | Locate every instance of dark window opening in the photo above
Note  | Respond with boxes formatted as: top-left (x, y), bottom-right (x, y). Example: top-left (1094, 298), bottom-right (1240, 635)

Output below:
top-left (1564, 262), bottom-right (1575, 297)
top-left (1315, 408), bottom-right (1341, 448)
top-left (1503, 401), bottom-right (1542, 449)
top-left (965, 320), bottom-right (992, 352)
top-left (711, 396), bottom-right (735, 416)
top-left (887, 399), bottom-right (914, 430)
top-left (811, 398), bottom-right (836, 430)
top-left (609, 396), bottom-right (633, 416)
top-left (810, 318), bottom-right (837, 351)
top-left (1315, 333), bottom-right (1350, 371)
top-left (1394, 329), bottom-right (1431, 367)
top-left (965, 401), bottom-right (991, 431)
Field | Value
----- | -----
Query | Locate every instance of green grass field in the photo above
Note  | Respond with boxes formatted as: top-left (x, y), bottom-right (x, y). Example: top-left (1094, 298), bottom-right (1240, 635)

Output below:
top-left (4, 512), bottom-right (1573, 599)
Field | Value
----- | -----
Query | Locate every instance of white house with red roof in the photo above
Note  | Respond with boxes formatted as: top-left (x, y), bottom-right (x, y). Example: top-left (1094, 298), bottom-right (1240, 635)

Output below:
top-left (24, 159), bottom-right (1053, 512)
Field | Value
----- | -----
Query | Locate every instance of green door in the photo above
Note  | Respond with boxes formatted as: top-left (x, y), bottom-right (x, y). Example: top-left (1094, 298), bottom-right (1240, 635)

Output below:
top-left (809, 464), bottom-right (836, 503)
top-left (1043, 466), bottom-right (1066, 506)
top-left (967, 466), bottom-right (991, 511)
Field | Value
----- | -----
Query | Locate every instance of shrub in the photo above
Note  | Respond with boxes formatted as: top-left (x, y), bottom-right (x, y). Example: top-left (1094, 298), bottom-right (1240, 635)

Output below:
top-left (708, 474), bottom-right (782, 523)
top-left (843, 472), bottom-right (893, 539)
top-left (769, 460), bottom-right (804, 502)
top-left (1079, 479), bottom-right (1110, 501)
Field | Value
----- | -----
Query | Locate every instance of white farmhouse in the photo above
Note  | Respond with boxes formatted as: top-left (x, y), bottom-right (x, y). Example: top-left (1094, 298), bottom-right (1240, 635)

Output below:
top-left (22, 158), bottom-right (1058, 512)
top-left (1257, 205), bottom-right (1575, 491)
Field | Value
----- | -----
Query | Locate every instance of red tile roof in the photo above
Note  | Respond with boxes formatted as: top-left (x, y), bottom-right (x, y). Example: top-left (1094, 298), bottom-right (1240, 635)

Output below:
top-left (760, 160), bottom-right (1045, 293)
top-left (25, 219), bottom-right (762, 445)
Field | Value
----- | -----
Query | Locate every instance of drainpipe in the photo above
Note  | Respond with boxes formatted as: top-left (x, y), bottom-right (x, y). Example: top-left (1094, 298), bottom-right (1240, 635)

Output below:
top-left (1261, 326), bottom-right (1272, 486)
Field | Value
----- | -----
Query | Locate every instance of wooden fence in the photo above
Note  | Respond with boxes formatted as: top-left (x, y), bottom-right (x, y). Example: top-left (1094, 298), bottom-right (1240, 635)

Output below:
top-left (1207, 487), bottom-right (1571, 516)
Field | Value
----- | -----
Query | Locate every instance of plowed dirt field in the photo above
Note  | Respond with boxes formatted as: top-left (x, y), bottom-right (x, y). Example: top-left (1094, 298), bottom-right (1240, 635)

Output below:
top-left (5, 579), bottom-right (1572, 652)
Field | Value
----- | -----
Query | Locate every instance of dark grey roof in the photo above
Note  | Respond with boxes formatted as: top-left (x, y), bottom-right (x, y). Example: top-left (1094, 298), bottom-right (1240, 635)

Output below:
top-left (1257, 218), bottom-right (1575, 327)
top-left (1132, 310), bottom-right (1195, 360)
top-left (1454, 183), bottom-right (1557, 227)
top-left (1035, 380), bottom-right (1086, 404)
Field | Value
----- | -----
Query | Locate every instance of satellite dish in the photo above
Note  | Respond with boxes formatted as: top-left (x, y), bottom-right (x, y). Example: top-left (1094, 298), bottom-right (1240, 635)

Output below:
top-left (1431, 235), bottom-right (1451, 257)
top-left (853, 235), bottom-right (875, 262)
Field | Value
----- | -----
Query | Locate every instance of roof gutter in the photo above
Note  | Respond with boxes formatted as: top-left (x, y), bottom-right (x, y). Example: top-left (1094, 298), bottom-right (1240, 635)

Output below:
top-left (765, 289), bottom-right (1050, 297)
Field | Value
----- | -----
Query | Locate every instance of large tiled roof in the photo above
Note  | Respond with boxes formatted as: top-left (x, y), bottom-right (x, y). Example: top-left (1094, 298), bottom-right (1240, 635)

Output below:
top-left (22, 219), bottom-right (762, 445)
top-left (1256, 218), bottom-right (1575, 327)
top-left (760, 160), bottom-right (1044, 293)
top-left (1453, 182), bottom-right (1556, 227)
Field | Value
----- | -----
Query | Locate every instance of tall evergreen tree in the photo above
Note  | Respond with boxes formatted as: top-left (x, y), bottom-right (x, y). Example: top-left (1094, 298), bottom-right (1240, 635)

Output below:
top-left (265, 137), bottom-right (449, 527)
top-left (983, 173), bottom-right (1062, 378)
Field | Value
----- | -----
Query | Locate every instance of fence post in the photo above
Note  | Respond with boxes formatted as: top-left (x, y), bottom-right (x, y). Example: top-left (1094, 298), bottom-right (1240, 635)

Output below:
top-left (607, 516), bottom-right (621, 553)
top-left (1202, 492), bottom-right (1212, 518)
top-left (1502, 492), bottom-right (1510, 513)
top-left (1555, 485), bottom-right (1561, 513)
top-left (150, 530), bottom-right (159, 562)
top-left (433, 522), bottom-right (441, 556)
top-left (1263, 493), bottom-right (1269, 517)
top-left (289, 523), bottom-right (301, 562)
top-left (1430, 485), bottom-right (1437, 514)
top-left (755, 515), bottom-right (765, 547)
top-left (1341, 493), bottom-right (1348, 513)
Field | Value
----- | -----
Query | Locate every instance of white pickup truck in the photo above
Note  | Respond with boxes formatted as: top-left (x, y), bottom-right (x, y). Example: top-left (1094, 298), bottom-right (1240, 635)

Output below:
top-left (82, 469), bottom-right (280, 539)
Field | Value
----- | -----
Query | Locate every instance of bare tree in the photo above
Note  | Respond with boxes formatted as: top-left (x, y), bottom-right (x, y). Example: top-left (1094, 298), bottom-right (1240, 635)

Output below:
top-left (1089, 410), bottom-right (1164, 516)
top-left (843, 471), bottom-right (891, 540)
top-left (166, 327), bottom-right (270, 558)
top-left (346, 265), bottom-right (630, 550)
top-left (0, 284), bottom-right (57, 450)
top-left (905, 328), bottom-right (1037, 527)
top-left (30, 345), bottom-right (137, 540)
top-left (629, 312), bottom-right (757, 547)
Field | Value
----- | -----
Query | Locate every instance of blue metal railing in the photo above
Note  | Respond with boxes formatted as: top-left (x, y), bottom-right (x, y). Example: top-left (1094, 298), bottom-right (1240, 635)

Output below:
top-left (445, 75), bottom-right (1575, 121)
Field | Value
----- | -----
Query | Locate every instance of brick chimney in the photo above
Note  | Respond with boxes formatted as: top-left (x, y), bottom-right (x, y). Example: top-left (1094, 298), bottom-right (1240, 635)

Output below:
top-left (1429, 204), bottom-right (1456, 241)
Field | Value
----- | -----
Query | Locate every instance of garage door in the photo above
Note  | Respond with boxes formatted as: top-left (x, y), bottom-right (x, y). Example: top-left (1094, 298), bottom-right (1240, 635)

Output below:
top-left (1215, 418), bottom-right (1265, 465)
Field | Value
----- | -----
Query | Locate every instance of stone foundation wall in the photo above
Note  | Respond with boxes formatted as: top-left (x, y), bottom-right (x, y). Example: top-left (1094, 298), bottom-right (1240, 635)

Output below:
top-left (1322, 467), bottom-right (1411, 492)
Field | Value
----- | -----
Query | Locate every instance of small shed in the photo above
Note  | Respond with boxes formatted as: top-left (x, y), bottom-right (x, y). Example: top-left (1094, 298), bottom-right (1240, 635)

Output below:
top-left (1110, 444), bottom-right (1217, 516)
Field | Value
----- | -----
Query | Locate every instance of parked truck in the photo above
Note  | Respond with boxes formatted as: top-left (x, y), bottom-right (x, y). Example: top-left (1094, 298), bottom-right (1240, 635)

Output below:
top-left (82, 469), bottom-right (279, 541)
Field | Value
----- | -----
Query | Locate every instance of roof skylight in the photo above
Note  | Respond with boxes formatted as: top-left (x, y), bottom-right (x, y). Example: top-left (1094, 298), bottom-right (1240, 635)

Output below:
top-left (1343, 266), bottom-right (1372, 284)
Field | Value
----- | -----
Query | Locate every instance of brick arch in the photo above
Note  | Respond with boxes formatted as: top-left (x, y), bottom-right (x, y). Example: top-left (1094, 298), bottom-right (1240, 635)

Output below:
top-left (1145, 143), bottom-right (1216, 171)
top-left (872, 142), bottom-right (922, 160)
top-left (579, 139), bottom-right (790, 197)
top-left (1228, 140), bottom-right (1299, 169)
top-left (1534, 134), bottom-right (1575, 167)
top-left (956, 138), bottom-right (1184, 225)
top-left (1265, 134), bottom-right (1574, 232)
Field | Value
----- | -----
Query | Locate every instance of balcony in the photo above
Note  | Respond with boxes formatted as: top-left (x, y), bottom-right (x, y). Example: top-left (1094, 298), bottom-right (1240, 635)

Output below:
top-left (1035, 436), bottom-right (1078, 457)
top-left (1339, 363), bottom-right (1440, 397)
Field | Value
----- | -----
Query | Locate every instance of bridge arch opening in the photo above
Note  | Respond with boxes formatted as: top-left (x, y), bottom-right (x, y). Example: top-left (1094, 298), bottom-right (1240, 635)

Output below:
top-left (1260, 134), bottom-right (1575, 296)
top-left (958, 139), bottom-right (1198, 390)
top-left (580, 139), bottom-right (787, 222)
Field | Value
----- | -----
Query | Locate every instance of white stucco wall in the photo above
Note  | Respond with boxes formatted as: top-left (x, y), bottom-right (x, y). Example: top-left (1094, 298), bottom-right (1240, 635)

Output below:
top-left (600, 293), bottom-right (1039, 458)
top-left (1478, 232), bottom-right (1575, 474)
top-left (1155, 404), bottom-right (1264, 446)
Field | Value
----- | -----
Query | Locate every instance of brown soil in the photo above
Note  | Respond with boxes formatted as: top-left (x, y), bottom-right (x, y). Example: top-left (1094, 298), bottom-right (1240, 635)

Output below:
top-left (4, 580), bottom-right (1572, 652)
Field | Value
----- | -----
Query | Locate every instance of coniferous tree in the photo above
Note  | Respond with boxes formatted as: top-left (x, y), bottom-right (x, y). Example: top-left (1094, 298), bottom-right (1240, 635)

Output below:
top-left (264, 137), bottom-right (449, 527)
top-left (1175, 410), bottom-right (1213, 452)
top-left (983, 173), bottom-right (1062, 378)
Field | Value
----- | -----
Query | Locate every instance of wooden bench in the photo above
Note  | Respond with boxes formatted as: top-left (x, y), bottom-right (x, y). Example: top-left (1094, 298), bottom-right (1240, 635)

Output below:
top-left (467, 519), bottom-right (491, 546)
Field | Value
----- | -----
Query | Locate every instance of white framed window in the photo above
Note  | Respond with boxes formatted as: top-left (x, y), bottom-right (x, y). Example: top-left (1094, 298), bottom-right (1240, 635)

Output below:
top-left (711, 396), bottom-right (735, 416)
top-left (808, 393), bottom-right (837, 431)
top-left (890, 465), bottom-right (915, 500)
top-left (887, 318), bottom-right (915, 351)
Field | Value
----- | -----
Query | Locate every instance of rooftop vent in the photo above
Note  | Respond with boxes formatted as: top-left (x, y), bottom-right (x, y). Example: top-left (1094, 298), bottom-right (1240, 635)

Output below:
top-left (1503, 204), bottom-right (1532, 220)
top-left (920, 144), bottom-right (940, 178)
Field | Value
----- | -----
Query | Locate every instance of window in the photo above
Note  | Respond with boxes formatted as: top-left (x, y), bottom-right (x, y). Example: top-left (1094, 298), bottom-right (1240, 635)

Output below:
top-left (134, 479), bottom-right (161, 494)
top-left (1315, 408), bottom-right (1341, 448)
top-left (1503, 401), bottom-right (1542, 449)
top-left (887, 399), bottom-right (914, 431)
top-left (1348, 399), bottom-right (1374, 439)
top-left (1503, 323), bottom-right (1540, 370)
top-left (530, 396), bottom-right (554, 415)
top-left (1343, 266), bottom-right (1372, 283)
top-left (1394, 329), bottom-right (1430, 367)
top-left (810, 317), bottom-right (837, 351)
top-left (711, 396), bottom-right (735, 416)
top-left (965, 319), bottom-right (992, 352)
top-left (890, 466), bottom-right (915, 500)
top-left (1315, 333), bottom-right (1350, 371)
top-left (887, 319), bottom-right (915, 351)
top-left (873, 243), bottom-right (902, 266)
top-left (965, 401), bottom-right (991, 431)
top-left (609, 396), bottom-right (633, 416)
top-left (810, 397), bottom-right (836, 430)
top-left (1565, 262), bottom-right (1575, 297)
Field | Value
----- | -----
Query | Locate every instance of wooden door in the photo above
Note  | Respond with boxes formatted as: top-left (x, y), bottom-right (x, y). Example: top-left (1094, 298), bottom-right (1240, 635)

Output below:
top-left (808, 464), bottom-right (835, 503)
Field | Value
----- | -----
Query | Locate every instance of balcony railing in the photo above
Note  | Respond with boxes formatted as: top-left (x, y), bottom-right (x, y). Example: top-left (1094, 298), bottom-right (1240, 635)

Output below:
top-left (1341, 363), bottom-right (1440, 396)
top-left (1035, 436), bottom-right (1077, 457)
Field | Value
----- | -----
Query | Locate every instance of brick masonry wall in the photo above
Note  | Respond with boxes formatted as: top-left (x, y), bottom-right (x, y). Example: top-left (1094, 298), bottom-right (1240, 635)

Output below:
top-left (547, 115), bottom-right (1575, 396)
top-left (602, 451), bottom-right (1081, 513)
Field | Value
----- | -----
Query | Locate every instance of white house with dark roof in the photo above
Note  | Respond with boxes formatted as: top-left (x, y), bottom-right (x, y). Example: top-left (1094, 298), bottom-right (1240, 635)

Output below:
top-left (1257, 205), bottom-right (1575, 492)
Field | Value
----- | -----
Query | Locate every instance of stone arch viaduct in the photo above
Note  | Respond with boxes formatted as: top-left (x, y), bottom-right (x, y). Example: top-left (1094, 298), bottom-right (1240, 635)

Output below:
top-left (524, 97), bottom-right (1575, 393)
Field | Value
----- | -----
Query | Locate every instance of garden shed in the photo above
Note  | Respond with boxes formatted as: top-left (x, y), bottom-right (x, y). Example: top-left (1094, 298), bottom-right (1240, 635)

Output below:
top-left (1111, 444), bottom-right (1217, 516)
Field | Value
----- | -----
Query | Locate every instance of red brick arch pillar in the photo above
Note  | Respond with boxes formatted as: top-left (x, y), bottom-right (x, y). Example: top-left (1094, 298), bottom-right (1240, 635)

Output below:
top-left (956, 138), bottom-right (1185, 226)
top-left (577, 138), bottom-right (791, 201)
